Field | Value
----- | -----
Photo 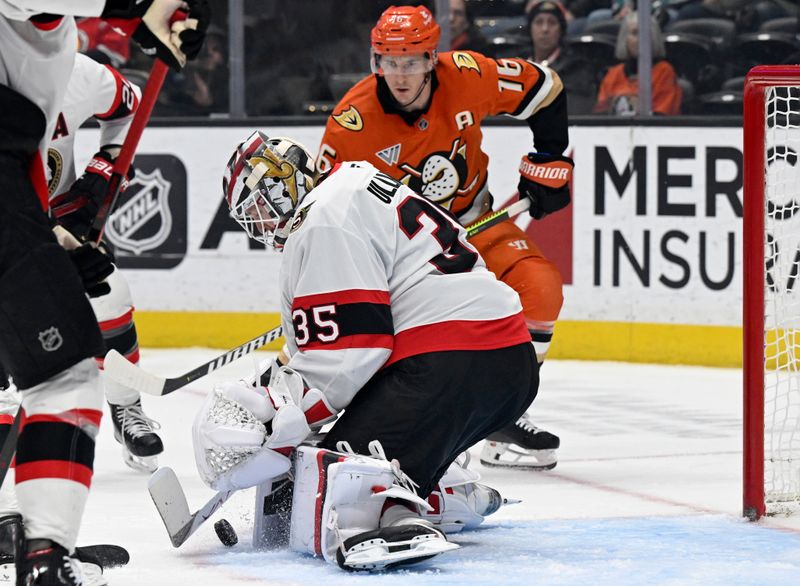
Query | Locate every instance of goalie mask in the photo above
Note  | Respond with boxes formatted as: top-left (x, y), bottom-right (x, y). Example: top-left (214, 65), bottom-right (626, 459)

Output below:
top-left (223, 131), bottom-right (317, 250)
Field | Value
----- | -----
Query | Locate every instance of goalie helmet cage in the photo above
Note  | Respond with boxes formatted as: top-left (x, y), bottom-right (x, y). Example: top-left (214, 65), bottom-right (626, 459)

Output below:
top-left (743, 65), bottom-right (800, 521)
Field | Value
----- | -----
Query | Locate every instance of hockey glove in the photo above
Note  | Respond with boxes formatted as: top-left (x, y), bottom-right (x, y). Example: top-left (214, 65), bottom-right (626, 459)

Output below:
top-left (67, 243), bottom-right (115, 298)
top-left (102, 0), bottom-right (211, 71)
top-left (517, 152), bottom-right (574, 220)
top-left (192, 377), bottom-right (308, 490)
top-left (51, 150), bottom-right (134, 242)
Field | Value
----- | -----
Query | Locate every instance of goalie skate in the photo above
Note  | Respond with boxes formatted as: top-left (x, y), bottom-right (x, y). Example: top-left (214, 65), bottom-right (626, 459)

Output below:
top-left (336, 523), bottom-right (458, 571)
top-left (480, 413), bottom-right (559, 470)
top-left (109, 399), bottom-right (163, 473)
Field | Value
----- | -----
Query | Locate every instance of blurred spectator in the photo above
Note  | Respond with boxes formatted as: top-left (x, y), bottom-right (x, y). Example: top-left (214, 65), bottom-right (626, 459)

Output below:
top-left (673, 0), bottom-right (792, 32)
top-left (161, 25), bottom-right (228, 115)
top-left (594, 11), bottom-right (682, 115)
top-left (77, 17), bottom-right (131, 68)
top-left (527, 1), bottom-right (599, 114)
top-left (450, 0), bottom-right (494, 55)
top-left (585, 0), bottom-right (633, 24)
top-left (559, 0), bottom-right (608, 18)
top-left (245, 1), bottom-right (395, 115)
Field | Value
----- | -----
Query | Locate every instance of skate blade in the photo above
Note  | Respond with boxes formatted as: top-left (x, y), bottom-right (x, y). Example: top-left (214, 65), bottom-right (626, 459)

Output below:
top-left (342, 536), bottom-right (459, 570)
top-left (480, 458), bottom-right (557, 471)
top-left (122, 448), bottom-right (158, 473)
top-left (480, 444), bottom-right (557, 471)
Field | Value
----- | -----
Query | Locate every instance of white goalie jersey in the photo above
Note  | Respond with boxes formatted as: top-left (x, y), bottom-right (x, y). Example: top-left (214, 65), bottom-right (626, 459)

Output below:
top-left (281, 161), bottom-right (531, 418)
top-left (47, 53), bottom-right (141, 198)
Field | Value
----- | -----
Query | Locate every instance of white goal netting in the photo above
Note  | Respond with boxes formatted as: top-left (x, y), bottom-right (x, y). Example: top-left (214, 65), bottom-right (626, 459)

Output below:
top-left (763, 85), bottom-right (800, 513)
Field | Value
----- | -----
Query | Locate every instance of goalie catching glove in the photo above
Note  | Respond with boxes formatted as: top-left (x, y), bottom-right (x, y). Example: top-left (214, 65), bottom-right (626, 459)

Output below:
top-left (192, 367), bottom-right (313, 491)
top-left (517, 152), bottom-right (574, 220)
top-left (51, 150), bottom-right (134, 242)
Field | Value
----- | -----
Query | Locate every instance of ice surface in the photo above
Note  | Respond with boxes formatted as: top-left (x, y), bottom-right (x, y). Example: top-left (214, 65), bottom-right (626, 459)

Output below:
top-left (6, 351), bottom-right (800, 585)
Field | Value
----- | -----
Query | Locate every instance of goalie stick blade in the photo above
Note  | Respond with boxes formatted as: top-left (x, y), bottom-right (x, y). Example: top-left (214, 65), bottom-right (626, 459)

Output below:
top-left (148, 467), bottom-right (235, 548)
top-left (148, 467), bottom-right (193, 545)
top-left (104, 349), bottom-right (167, 396)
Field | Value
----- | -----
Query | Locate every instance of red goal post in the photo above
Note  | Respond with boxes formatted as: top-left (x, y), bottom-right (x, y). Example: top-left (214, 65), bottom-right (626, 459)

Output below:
top-left (743, 65), bottom-right (800, 521)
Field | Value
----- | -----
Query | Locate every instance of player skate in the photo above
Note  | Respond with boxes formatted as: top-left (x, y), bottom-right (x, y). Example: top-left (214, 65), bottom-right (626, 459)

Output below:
top-left (15, 541), bottom-right (114, 586)
top-left (108, 399), bottom-right (163, 473)
top-left (480, 411), bottom-right (560, 470)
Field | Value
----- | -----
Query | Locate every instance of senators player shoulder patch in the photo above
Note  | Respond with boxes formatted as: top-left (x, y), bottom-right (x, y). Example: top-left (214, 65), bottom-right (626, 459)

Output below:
top-left (290, 201), bottom-right (314, 234)
top-left (332, 105), bottom-right (363, 131)
top-left (46, 148), bottom-right (63, 196)
top-left (452, 52), bottom-right (481, 74)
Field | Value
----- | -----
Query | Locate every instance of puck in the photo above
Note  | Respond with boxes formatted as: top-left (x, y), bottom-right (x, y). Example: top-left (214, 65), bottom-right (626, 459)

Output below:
top-left (214, 518), bottom-right (238, 547)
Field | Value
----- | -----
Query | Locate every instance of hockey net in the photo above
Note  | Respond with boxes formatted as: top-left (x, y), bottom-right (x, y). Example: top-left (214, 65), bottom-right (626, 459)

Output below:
top-left (744, 66), bottom-right (800, 520)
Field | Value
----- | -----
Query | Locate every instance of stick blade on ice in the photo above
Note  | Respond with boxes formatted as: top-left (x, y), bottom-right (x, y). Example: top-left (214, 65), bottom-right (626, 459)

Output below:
top-left (104, 349), bottom-right (167, 396)
top-left (148, 467), bottom-right (192, 547)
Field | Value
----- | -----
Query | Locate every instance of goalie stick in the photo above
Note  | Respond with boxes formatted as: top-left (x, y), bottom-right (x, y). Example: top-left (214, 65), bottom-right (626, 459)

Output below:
top-left (148, 467), bottom-right (235, 548)
top-left (103, 324), bottom-right (283, 396)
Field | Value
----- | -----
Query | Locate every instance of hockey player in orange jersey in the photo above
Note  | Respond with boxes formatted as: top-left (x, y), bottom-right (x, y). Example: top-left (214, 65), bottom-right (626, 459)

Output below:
top-left (318, 5), bottom-right (573, 471)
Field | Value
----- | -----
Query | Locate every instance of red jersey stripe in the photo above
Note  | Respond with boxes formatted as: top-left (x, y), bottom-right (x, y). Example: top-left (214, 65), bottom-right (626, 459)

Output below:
top-left (98, 308), bottom-right (134, 332)
top-left (384, 313), bottom-right (530, 367)
top-left (23, 409), bottom-right (103, 429)
top-left (28, 153), bottom-right (49, 211)
top-left (15, 460), bottom-right (93, 488)
top-left (292, 289), bottom-right (390, 309)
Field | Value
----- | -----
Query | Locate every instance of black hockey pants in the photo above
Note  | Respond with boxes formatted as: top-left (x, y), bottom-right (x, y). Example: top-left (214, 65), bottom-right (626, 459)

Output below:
top-left (320, 342), bottom-right (539, 497)
top-left (0, 85), bottom-right (104, 389)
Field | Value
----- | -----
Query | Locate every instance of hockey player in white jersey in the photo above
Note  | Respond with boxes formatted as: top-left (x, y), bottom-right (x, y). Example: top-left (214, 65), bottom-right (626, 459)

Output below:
top-left (0, 1), bottom-right (209, 583)
top-left (0, 54), bottom-right (165, 473)
top-left (191, 131), bottom-right (539, 571)
top-left (47, 53), bottom-right (165, 473)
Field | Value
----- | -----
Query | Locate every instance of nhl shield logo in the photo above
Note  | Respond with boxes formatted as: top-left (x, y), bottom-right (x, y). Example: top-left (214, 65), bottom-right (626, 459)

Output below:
top-left (38, 326), bottom-right (63, 352)
top-left (106, 169), bottom-right (173, 255)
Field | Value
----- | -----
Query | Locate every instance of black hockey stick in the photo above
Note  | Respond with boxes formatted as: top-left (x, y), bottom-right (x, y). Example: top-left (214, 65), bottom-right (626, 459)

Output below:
top-left (103, 324), bottom-right (283, 396)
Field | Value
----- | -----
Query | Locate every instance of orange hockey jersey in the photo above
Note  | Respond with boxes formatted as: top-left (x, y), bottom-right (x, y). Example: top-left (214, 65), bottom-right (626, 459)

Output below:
top-left (318, 51), bottom-right (565, 223)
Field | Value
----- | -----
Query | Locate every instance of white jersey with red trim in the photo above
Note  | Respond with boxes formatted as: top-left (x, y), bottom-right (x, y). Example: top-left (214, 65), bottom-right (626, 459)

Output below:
top-left (47, 53), bottom-right (141, 197)
top-left (0, 2), bottom-right (105, 203)
top-left (281, 161), bottom-right (530, 416)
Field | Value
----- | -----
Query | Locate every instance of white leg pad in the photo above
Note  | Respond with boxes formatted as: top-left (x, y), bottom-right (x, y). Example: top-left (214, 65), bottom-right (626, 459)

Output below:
top-left (420, 454), bottom-right (504, 533)
top-left (290, 446), bottom-right (426, 564)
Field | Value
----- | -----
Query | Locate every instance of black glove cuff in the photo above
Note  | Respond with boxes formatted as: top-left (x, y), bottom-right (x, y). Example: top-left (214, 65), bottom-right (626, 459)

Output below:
top-left (102, 0), bottom-right (153, 18)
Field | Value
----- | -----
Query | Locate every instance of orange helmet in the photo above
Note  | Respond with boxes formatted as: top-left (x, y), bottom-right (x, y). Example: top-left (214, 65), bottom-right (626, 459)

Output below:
top-left (370, 5), bottom-right (441, 56)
